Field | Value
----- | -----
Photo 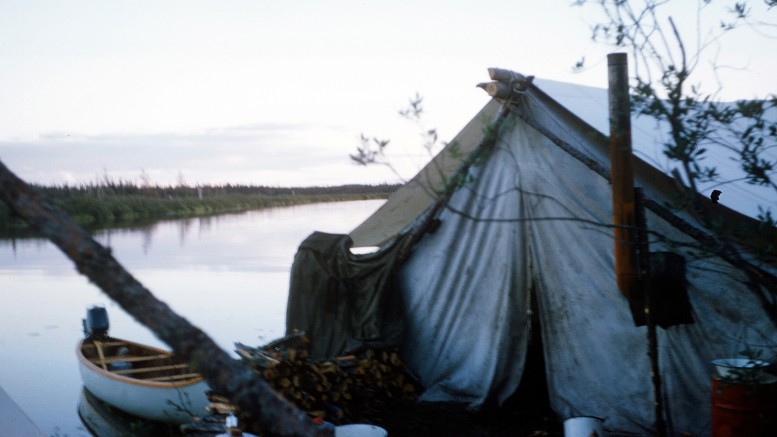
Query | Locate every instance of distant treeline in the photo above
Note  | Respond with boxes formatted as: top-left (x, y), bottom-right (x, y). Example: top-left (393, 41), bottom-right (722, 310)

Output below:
top-left (0, 182), bottom-right (400, 237)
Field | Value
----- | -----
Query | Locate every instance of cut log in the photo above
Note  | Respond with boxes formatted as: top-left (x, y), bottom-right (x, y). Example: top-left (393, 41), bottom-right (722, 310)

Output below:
top-left (477, 81), bottom-right (512, 99)
top-left (489, 67), bottom-right (529, 82)
top-left (230, 332), bottom-right (422, 425)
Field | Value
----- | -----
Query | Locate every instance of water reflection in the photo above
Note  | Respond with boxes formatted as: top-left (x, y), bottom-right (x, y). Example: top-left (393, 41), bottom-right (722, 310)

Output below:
top-left (0, 199), bottom-right (383, 437)
top-left (78, 387), bottom-right (180, 436)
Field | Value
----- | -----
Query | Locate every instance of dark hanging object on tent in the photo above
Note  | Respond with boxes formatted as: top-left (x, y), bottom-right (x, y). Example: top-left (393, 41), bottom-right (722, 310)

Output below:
top-left (426, 218), bottom-right (442, 234)
top-left (285, 232), bottom-right (409, 359)
top-left (629, 252), bottom-right (694, 328)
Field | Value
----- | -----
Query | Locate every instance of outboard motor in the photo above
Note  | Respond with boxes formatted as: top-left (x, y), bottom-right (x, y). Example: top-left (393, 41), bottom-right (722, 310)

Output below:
top-left (82, 306), bottom-right (110, 340)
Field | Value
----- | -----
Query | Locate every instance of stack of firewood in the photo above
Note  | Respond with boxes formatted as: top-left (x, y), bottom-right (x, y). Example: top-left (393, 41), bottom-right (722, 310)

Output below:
top-left (233, 331), bottom-right (420, 423)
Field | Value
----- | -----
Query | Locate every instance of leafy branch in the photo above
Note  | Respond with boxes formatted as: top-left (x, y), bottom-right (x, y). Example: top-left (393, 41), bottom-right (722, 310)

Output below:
top-left (351, 93), bottom-right (461, 190)
top-left (577, 1), bottom-right (777, 212)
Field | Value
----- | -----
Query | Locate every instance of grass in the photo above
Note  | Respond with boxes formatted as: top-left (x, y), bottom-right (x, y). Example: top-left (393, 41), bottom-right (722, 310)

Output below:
top-left (0, 182), bottom-right (399, 237)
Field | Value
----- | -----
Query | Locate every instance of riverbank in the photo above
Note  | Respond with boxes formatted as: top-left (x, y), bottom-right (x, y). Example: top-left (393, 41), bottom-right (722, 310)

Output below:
top-left (0, 183), bottom-right (398, 237)
top-left (0, 385), bottom-right (45, 437)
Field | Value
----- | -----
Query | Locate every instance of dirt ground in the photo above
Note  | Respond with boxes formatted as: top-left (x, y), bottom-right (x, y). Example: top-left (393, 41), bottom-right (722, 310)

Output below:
top-left (356, 330), bottom-right (562, 436)
top-left (185, 393), bottom-right (564, 437)
top-left (360, 405), bottom-right (563, 437)
top-left (354, 398), bottom-right (563, 437)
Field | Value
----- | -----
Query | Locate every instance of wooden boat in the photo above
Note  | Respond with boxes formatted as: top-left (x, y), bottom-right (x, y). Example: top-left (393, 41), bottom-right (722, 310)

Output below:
top-left (77, 335), bottom-right (210, 424)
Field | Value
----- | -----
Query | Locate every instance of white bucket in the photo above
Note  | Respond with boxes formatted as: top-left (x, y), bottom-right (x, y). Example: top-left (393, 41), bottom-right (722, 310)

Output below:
top-left (335, 424), bottom-right (388, 437)
top-left (564, 416), bottom-right (605, 437)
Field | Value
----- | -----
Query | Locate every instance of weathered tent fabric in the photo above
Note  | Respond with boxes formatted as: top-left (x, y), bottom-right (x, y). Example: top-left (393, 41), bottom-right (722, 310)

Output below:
top-left (349, 99), bottom-right (505, 247)
top-left (530, 78), bottom-right (777, 221)
top-left (286, 231), bottom-right (409, 359)
top-left (342, 81), bottom-right (776, 436)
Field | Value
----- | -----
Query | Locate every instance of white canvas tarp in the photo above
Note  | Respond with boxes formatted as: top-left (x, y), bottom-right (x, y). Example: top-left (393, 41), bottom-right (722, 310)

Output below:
top-left (347, 80), bottom-right (777, 436)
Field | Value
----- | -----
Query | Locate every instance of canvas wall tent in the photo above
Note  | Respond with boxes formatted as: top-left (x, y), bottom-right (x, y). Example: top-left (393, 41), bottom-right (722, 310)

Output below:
top-left (287, 71), bottom-right (777, 436)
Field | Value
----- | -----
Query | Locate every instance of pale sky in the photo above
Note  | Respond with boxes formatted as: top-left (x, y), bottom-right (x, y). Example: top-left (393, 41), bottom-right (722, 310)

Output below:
top-left (1, 1), bottom-right (774, 187)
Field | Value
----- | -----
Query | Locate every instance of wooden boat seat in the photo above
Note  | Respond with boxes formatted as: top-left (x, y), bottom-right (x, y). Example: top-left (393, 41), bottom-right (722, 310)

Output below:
top-left (94, 354), bottom-right (170, 365)
top-left (113, 363), bottom-right (190, 375)
top-left (82, 341), bottom-right (127, 348)
top-left (147, 373), bottom-right (201, 382)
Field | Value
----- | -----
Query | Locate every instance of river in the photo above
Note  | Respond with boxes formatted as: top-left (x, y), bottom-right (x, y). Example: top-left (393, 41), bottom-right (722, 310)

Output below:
top-left (0, 199), bottom-right (384, 436)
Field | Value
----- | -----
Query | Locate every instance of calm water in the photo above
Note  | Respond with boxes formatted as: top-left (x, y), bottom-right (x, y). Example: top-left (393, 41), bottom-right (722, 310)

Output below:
top-left (0, 199), bottom-right (384, 436)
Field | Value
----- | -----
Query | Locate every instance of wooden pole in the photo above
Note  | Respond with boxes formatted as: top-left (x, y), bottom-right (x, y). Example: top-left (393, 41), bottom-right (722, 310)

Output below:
top-left (635, 189), bottom-right (666, 437)
top-left (608, 52), bottom-right (639, 299)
